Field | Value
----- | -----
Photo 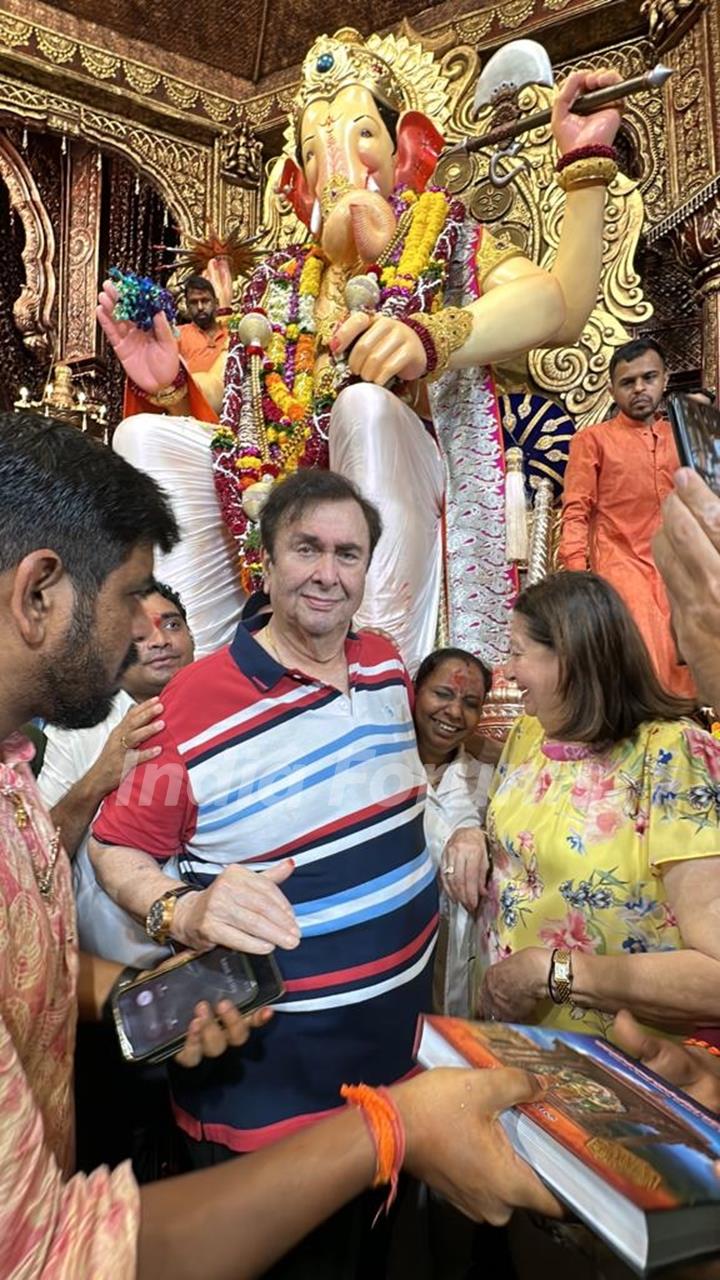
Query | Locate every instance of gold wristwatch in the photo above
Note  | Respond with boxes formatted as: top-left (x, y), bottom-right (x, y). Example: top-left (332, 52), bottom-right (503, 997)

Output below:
top-left (548, 948), bottom-right (573, 1005)
top-left (145, 884), bottom-right (196, 944)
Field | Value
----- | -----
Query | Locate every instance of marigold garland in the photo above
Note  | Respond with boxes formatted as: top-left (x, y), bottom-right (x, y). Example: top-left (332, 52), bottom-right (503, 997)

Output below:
top-left (212, 186), bottom-right (465, 590)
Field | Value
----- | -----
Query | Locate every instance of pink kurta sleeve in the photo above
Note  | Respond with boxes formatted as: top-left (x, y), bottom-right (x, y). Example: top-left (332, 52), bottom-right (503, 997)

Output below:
top-left (558, 426), bottom-right (601, 570)
top-left (0, 1008), bottom-right (139, 1278)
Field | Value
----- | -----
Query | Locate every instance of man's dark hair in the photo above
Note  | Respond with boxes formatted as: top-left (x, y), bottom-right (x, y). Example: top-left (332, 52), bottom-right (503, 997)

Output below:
top-left (0, 412), bottom-right (178, 593)
top-left (260, 469), bottom-right (383, 564)
top-left (141, 577), bottom-right (188, 622)
top-left (415, 647), bottom-right (492, 697)
top-left (184, 275), bottom-right (216, 299)
top-left (514, 571), bottom-right (696, 743)
top-left (609, 337), bottom-right (666, 382)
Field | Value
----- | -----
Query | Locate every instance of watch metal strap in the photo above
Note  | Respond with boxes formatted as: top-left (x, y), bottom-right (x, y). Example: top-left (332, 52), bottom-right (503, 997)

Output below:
top-left (548, 947), bottom-right (573, 1005)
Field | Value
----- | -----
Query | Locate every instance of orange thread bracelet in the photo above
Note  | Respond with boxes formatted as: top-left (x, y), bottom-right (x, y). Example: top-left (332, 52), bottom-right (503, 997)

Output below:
top-left (341, 1083), bottom-right (406, 1215)
top-left (684, 1037), bottom-right (720, 1058)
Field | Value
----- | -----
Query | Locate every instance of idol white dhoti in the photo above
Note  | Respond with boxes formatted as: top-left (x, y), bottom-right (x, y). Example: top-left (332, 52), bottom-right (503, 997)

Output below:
top-left (329, 383), bottom-right (445, 673)
top-left (113, 414), bottom-right (246, 655)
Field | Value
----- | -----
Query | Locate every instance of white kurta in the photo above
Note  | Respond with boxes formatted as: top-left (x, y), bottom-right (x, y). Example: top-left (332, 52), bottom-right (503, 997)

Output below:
top-left (38, 694), bottom-right (174, 967)
top-left (424, 746), bottom-right (493, 1017)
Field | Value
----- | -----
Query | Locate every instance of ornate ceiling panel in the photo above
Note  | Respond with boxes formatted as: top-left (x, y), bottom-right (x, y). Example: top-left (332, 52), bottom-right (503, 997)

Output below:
top-left (38, 0), bottom-right (437, 81)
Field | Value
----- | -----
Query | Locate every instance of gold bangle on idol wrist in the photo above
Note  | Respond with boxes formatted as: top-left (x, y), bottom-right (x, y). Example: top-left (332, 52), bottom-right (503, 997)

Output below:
top-left (412, 307), bottom-right (473, 382)
top-left (556, 157), bottom-right (618, 193)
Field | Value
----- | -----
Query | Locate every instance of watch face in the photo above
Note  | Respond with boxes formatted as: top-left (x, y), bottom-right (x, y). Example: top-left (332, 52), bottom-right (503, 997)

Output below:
top-left (147, 900), bottom-right (166, 938)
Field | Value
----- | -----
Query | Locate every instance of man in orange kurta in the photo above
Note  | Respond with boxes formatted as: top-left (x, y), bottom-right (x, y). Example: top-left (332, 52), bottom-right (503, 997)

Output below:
top-left (559, 338), bottom-right (695, 697)
top-left (123, 274), bottom-right (229, 422)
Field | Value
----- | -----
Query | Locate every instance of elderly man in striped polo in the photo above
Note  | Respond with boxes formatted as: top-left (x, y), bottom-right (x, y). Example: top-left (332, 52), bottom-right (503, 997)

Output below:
top-left (90, 468), bottom-right (438, 1276)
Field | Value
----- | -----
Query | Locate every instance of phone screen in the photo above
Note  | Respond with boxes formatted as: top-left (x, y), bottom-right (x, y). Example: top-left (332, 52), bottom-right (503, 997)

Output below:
top-left (668, 393), bottom-right (720, 494)
top-left (114, 947), bottom-right (259, 1060)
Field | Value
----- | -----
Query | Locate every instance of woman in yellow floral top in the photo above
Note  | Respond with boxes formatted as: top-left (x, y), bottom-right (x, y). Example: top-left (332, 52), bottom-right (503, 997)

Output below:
top-left (478, 571), bottom-right (720, 1039)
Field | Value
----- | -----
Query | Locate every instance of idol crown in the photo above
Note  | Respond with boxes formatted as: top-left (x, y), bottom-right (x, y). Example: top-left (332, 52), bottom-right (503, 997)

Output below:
top-left (295, 28), bottom-right (406, 117)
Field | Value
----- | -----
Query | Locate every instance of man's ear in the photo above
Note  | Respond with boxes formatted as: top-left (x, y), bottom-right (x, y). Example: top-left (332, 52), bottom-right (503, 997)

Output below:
top-left (10, 550), bottom-right (68, 647)
top-left (261, 546), bottom-right (272, 588)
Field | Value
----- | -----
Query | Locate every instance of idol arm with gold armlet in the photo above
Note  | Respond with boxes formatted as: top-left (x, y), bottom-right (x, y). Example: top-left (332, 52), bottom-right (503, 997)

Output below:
top-left (402, 69), bottom-right (622, 379)
top-left (338, 73), bottom-right (621, 386)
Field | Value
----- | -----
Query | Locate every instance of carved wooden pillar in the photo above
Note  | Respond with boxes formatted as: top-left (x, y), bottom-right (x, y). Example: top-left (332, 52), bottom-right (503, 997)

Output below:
top-left (671, 188), bottom-right (720, 390)
top-left (212, 123), bottom-right (261, 240)
top-left (59, 141), bottom-right (102, 366)
top-left (0, 131), bottom-right (56, 358)
top-left (643, 0), bottom-right (720, 387)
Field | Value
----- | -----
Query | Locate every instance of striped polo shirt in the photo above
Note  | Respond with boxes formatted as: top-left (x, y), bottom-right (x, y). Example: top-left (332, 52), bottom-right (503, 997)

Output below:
top-left (94, 623), bottom-right (437, 1151)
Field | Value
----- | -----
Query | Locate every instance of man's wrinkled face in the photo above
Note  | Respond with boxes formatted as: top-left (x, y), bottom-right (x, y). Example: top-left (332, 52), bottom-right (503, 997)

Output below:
top-left (40, 544), bottom-right (154, 729)
top-left (186, 288), bottom-right (217, 331)
top-left (611, 351), bottom-right (668, 423)
top-left (262, 499), bottom-right (370, 641)
top-left (122, 591), bottom-right (194, 699)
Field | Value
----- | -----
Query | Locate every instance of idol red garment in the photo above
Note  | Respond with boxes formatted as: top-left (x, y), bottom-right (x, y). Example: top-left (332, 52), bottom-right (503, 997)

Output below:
top-left (558, 411), bottom-right (695, 697)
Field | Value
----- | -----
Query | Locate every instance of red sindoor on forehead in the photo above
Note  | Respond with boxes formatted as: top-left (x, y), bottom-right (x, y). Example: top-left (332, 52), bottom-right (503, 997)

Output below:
top-left (441, 661), bottom-right (483, 695)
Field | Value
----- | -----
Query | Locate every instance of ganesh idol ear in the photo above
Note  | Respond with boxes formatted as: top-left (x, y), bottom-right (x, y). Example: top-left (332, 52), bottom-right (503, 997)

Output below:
top-left (277, 156), bottom-right (315, 228)
top-left (394, 112), bottom-right (446, 193)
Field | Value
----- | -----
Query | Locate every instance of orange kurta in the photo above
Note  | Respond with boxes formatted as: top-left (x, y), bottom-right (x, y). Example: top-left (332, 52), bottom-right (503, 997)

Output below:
top-left (558, 411), bottom-right (695, 697)
top-left (177, 321), bottom-right (229, 373)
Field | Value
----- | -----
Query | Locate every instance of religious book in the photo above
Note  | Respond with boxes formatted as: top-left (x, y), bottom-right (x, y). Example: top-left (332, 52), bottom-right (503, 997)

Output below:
top-left (415, 1015), bottom-right (720, 1274)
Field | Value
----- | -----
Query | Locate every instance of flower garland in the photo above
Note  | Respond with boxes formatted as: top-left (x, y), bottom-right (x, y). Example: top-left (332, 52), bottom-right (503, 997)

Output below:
top-left (212, 186), bottom-right (465, 591)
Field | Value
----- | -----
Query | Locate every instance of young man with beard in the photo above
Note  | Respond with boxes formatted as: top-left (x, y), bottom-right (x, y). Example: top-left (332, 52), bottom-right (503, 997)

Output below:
top-left (177, 275), bottom-right (229, 380)
top-left (39, 578), bottom-right (195, 963)
top-left (0, 410), bottom-right (562, 1278)
top-left (559, 338), bottom-right (695, 696)
top-left (38, 579), bottom-right (196, 1179)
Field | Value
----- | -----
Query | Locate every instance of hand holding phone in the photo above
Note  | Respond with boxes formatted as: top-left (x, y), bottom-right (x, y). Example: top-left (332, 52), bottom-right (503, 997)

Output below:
top-left (668, 393), bottom-right (720, 495)
top-left (112, 947), bottom-right (284, 1064)
top-left (176, 1000), bottom-right (274, 1070)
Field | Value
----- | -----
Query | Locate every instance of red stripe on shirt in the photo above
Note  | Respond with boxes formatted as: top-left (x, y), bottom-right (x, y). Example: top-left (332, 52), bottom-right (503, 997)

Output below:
top-left (250, 784), bottom-right (426, 862)
top-left (172, 1064), bottom-right (422, 1152)
top-left (181, 681), bottom-right (333, 764)
top-left (283, 914), bottom-right (439, 993)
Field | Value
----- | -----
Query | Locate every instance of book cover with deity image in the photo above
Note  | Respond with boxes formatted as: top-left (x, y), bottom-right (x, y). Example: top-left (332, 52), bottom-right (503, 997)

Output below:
top-left (415, 1016), bottom-right (720, 1274)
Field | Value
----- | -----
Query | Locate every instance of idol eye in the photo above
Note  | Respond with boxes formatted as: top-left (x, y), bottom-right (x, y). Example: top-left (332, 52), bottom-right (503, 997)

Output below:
top-left (360, 128), bottom-right (373, 138)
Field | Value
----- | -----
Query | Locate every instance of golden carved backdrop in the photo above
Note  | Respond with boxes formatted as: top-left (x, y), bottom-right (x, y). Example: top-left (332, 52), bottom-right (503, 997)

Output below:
top-left (0, 0), bottom-right (718, 417)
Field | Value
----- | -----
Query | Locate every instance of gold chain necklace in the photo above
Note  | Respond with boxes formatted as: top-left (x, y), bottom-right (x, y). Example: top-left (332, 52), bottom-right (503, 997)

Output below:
top-left (0, 783), bottom-right (61, 900)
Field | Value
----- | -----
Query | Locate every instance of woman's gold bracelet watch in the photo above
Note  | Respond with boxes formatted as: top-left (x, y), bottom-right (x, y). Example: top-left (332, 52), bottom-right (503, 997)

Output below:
top-left (548, 947), bottom-right (574, 1005)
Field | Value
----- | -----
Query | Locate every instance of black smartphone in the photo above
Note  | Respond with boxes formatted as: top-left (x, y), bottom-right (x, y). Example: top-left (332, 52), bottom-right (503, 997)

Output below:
top-left (667, 392), bottom-right (720, 494)
top-left (112, 947), bottom-right (284, 1064)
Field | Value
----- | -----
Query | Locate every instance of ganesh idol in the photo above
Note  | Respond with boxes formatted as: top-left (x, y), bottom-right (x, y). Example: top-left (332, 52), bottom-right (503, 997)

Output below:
top-left (98, 28), bottom-right (622, 670)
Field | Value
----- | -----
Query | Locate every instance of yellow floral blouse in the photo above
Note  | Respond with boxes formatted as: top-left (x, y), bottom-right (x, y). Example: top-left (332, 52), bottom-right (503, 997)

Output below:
top-left (482, 716), bottom-right (720, 1035)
